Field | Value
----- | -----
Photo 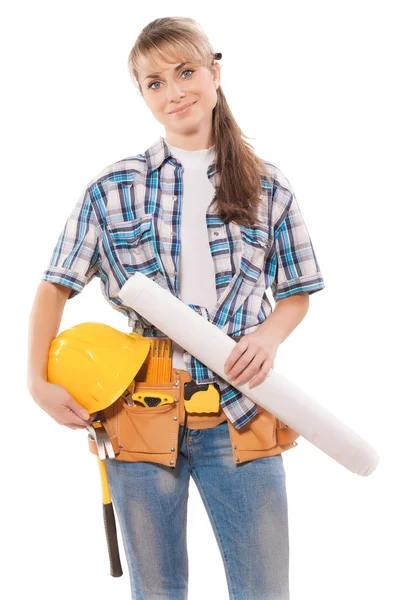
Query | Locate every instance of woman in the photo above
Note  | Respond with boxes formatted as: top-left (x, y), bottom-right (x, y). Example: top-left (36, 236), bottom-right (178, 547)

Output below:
top-left (27, 16), bottom-right (325, 600)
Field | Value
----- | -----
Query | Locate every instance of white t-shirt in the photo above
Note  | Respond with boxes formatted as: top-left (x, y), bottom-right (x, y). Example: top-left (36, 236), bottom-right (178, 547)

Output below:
top-left (165, 142), bottom-right (217, 369)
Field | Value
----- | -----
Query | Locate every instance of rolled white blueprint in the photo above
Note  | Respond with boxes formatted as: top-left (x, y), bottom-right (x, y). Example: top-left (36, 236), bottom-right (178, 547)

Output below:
top-left (119, 272), bottom-right (379, 476)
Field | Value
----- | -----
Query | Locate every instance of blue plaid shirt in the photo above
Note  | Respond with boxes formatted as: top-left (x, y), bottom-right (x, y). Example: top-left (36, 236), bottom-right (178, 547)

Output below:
top-left (42, 136), bottom-right (325, 429)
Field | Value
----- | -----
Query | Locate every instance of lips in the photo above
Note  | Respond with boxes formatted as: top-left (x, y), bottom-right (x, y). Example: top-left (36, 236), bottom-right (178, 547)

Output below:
top-left (169, 102), bottom-right (196, 114)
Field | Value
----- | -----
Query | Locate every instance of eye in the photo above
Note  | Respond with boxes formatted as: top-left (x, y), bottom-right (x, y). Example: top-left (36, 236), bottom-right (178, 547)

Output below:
top-left (147, 69), bottom-right (195, 90)
top-left (182, 69), bottom-right (195, 78)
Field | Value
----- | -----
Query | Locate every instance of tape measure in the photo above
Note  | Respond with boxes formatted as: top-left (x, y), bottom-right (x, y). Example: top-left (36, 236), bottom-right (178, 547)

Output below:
top-left (183, 381), bottom-right (221, 413)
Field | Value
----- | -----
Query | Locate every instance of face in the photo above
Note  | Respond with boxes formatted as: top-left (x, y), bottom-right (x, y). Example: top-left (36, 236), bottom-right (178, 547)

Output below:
top-left (138, 54), bottom-right (221, 143)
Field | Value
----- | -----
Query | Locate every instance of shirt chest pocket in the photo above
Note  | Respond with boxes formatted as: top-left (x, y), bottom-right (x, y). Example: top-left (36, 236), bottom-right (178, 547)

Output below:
top-left (104, 214), bottom-right (162, 277)
top-left (239, 224), bottom-right (272, 282)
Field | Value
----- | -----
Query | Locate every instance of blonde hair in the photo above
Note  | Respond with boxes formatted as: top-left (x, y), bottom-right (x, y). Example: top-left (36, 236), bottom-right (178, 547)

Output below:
top-left (128, 17), bottom-right (272, 227)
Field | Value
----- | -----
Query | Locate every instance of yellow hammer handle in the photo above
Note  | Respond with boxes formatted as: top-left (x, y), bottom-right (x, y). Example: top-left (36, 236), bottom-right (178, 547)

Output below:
top-left (96, 456), bottom-right (122, 577)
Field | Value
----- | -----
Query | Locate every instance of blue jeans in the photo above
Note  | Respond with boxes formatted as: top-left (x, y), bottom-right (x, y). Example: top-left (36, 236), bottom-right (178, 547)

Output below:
top-left (106, 421), bottom-right (290, 599)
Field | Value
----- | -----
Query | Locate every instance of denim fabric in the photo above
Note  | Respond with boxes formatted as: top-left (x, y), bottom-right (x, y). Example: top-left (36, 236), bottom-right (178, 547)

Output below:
top-left (106, 421), bottom-right (290, 599)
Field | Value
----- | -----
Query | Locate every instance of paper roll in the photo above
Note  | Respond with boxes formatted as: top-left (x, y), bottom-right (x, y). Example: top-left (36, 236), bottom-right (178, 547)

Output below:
top-left (119, 272), bottom-right (379, 476)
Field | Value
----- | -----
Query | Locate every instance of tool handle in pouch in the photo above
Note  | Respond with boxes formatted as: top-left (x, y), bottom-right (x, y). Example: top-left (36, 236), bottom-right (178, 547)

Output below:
top-left (183, 381), bottom-right (221, 413)
top-left (130, 391), bottom-right (175, 408)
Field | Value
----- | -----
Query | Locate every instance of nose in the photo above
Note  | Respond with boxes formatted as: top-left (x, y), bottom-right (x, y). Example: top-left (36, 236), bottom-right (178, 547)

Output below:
top-left (166, 80), bottom-right (186, 103)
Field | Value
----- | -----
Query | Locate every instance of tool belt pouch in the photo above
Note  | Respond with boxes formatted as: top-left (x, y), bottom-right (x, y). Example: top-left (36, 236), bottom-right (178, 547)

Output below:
top-left (87, 366), bottom-right (187, 466)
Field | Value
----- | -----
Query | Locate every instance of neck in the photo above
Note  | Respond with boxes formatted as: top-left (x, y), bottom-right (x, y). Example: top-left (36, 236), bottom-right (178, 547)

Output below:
top-left (164, 130), bottom-right (214, 152)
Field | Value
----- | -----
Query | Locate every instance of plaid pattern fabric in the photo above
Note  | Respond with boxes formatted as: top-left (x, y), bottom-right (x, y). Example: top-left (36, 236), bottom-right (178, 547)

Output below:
top-left (42, 136), bottom-right (325, 430)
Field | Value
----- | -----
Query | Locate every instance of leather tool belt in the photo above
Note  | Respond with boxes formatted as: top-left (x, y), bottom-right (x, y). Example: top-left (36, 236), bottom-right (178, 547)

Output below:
top-left (87, 337), bottom-right (299, 467)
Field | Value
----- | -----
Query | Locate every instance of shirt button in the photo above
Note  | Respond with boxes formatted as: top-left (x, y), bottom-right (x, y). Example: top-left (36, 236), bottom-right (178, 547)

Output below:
top-left (171, 232), bottom-right (176, 237)
top-left (173, 271), bottom-right (178, 276)
top-left (172, 195), bottom-right (178, 201)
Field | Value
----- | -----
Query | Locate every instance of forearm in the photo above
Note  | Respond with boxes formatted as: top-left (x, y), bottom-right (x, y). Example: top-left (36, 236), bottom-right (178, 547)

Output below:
top-left (27, 281), bottom-right (70, 393)
top-left (257, 292), bottom-right (310, 346)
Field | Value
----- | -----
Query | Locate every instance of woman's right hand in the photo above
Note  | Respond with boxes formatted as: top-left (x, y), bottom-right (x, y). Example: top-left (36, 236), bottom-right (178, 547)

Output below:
top-left (31, 380), bottom-right (96, 430)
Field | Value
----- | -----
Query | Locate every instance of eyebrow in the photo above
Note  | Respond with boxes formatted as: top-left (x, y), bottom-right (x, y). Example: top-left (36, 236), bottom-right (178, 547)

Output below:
top-left (144, 62), bottom-right (189, 81)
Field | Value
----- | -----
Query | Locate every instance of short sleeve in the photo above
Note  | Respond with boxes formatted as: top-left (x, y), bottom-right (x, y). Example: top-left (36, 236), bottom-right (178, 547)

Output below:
top-left (41, 185), bottom-right (100, 299)
top-left (271, 192), bottom-right (325, 301)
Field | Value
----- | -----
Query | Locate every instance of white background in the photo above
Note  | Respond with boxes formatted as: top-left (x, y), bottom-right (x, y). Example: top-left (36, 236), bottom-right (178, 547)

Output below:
top-left (1, 1), bottom-right (399, 598)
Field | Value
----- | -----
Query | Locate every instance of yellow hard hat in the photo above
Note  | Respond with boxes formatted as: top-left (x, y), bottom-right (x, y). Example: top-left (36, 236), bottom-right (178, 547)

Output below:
top-left (47, 322), bottom-right (150, 414)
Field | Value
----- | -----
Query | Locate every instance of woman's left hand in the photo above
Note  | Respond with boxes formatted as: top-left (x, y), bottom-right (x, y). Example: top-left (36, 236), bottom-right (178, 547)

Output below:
top-left (224, 332), bottom-right (279, 389)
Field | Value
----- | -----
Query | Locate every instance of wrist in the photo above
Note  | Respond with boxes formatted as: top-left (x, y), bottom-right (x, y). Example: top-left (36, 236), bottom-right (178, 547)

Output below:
top-left (27, 375), bottom-right (48, 395)
top-left (255, 319), bottom-right (284, 347)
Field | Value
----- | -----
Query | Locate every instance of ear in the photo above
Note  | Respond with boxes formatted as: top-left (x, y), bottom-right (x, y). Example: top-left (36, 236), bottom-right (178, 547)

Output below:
top-left (213, 62), bottom-right (221, 90)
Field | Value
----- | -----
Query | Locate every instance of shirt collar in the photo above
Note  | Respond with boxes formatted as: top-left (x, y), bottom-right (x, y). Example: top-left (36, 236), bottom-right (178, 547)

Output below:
top-left (144, 136), bottom-right (218, 176)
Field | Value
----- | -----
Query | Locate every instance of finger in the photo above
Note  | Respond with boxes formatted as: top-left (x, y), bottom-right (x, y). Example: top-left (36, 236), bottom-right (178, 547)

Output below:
top-left (224, 339), bottom-right (249, 374)
top-left (228, 344), bottom-right (265, 381)
top-left (67, 398), bottom-right (92, 422)
top-left (231, 354), bottom-right (265, 386)
top-left (62, 406), bottom-right (93, 428)
top-left (248, 360), bottom-right (273, 389)
top-left (63, 416), bottom-right (95, 429)
top-left (63, 419), bottom-right (91, 429)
